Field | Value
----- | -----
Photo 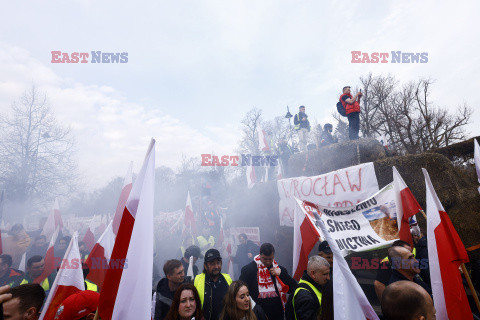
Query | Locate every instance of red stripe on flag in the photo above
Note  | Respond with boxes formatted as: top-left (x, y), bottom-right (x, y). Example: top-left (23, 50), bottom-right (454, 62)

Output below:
top-left (399, 188), bottom-right (421, 246)
top-left (34, 246), bottom-right (55, 284)
top-left (113, 184), bottom-right (132, 235)
top-left (85, 244), bottom-right (107, 291)
top-left (294, 217), bottom-right (320, 281)
top-left (42, 285), bottom-right (81, 319)
top-left (98, 207), bottom-right (135, 320)
top-left (435, 210), bottom-right (471, 319)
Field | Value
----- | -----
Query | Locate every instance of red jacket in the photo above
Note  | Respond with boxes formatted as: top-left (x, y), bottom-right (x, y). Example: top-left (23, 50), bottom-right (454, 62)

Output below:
top-left (340, 93), bottom-right (360, 114)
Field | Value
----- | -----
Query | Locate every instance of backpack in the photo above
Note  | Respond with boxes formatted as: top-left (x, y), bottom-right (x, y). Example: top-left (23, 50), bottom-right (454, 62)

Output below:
top-left (336, 101), bottom-right (347, 117)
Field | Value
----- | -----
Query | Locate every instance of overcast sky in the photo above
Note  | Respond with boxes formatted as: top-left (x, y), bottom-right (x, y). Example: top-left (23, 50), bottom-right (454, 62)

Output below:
top-left (1, 0), bottom-right (479, 189)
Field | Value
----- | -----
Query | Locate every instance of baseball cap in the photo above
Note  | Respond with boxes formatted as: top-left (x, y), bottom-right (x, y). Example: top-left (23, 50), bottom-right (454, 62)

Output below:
top-left (318, 241), bottom-right (332, 254)
top-left (204, 249), bottom-right (221, 262)
top-left (185, 245), bottom-right (203, 259)
top-left (54, 290), bottom-right (99, 320)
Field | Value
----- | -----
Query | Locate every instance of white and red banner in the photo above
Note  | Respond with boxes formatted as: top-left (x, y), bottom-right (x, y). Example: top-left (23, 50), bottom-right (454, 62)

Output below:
top-left (112, 161), bottom-right (133, 235)
top-left (39, 232), bottom-right (85, 320)
top-left (277, 163), bottom-right (379, 226)
top-left (303, 199), bottom-right (379, 320)
top-left (315, 184), bottom-right (398, 256)
top-left (393, 166), bottom-right (422, 247)
top-left (423, 168), bottom-right (473, 320)
top-left (85, 220), bottom-right (115, 291)
top-left (98, 139), bottom-right (155, 320)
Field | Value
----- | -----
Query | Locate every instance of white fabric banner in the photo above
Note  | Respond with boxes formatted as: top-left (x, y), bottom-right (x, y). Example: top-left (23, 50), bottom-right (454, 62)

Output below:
top-left (316, 183), bottom-right (398, 256)
top-left (277, 162), bottom-right (379, 226)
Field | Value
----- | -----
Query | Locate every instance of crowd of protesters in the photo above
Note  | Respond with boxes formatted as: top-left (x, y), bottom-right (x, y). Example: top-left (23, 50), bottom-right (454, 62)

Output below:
top-left (3, 220), bottom-right (480, 319)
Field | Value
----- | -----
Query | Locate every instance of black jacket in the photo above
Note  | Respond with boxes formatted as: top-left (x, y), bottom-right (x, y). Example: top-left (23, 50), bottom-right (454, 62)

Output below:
top-left (202, 273), bottom-right (231, 320)
top-left (154, 278), bottom-right (178, 320)
top-left (388, 269), bottom-right (432, 295)
top-left (285, 272), bottom-right (323, 320)
top-left (294, 112), bottom-right (310, 130)
top-left (233, 240), bottom-right (259, 269)
top-left (239, 260), bottom-right (297, 320)
top-left (415, 236), bottom-right (431, 287)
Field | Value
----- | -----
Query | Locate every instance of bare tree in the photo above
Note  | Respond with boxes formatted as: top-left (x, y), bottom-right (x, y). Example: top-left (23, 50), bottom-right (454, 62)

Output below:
top-left (356, 75), bottom-right (472, 154)
top-left (0, 86), bottom-right (77, 215)
top-left (238, 108), bottom-right (263, 154)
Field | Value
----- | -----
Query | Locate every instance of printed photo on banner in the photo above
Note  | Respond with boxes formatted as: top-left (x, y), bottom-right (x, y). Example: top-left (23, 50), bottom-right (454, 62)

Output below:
top-left (277, 162), bottom-right (379, 227)
top-left (294, 184), bottom-right (400, 257)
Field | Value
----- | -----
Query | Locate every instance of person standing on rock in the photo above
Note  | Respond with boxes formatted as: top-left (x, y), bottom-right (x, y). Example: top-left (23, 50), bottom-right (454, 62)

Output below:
top-left (294, 106), bottom-right (310, 152)
top-left (339, 86), bottom-right (362, 140)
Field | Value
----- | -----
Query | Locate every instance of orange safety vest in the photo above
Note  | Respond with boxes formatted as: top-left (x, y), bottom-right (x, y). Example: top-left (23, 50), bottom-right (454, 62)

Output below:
top-left (340, 93), bottom-right (360, 115)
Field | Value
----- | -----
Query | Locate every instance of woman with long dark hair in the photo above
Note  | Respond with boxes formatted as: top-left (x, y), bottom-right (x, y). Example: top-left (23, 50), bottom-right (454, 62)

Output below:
top-left (220, 280), bottom-right (267, 320)
top-left (165, 283), bottom-right (203, 320)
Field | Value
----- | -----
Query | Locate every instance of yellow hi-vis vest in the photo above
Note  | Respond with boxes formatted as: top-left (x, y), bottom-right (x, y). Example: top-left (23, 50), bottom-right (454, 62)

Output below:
top-left (194, 272), bottom-right (232, 307)
top-left (294, 114), bottom-right (301, 130)
top-left (85, 280), bottom-right (98, 292)
top-left (293, 279), bottom-right (322, 320)
top-left (20, 277), bottom-right (50, 291)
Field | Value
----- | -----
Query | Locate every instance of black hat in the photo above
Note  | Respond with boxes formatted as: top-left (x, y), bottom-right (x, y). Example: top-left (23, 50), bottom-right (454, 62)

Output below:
top-left (318, 241), bottom-right (332, 254)
top-left (185, 245), bottom-right (203, 259)
top-left (204, 249), bottom-right (222, 262)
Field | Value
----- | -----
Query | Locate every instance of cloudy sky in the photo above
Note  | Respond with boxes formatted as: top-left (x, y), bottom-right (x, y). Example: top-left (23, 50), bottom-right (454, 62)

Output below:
top-left (1, 0), bottom-right (479, 189)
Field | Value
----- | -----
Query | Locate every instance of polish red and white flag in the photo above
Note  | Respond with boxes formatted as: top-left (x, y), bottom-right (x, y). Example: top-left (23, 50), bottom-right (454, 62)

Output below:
top-left (393, 166), bottom-right (422, 247)
top-left (295, 199), bottom-right (379, 320)
top-left (184, 191), bottom-right (196, 235)
top-left (423, 168), bottom-right (473, 320)
top-left (41, 198), bottom-right (64, 241)
top-left (112, 161), bottom-right (133, 235)
top-left (34, 227), bottom-right (60, 285)
top-left (85, 220), bottom-right (115, 291)
top-left (257, 125), bottom-right (271, 152)
top-left (97, 140), bottom-right (155, 320)
top-left (292, 200), bottom-right (321, 281)
top-left (39, 232), bottom-right (85, 320)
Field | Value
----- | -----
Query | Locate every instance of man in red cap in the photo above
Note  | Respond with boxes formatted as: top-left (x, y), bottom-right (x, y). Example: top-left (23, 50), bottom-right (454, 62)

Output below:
top-left (53, 290), bottom-right (99, 320)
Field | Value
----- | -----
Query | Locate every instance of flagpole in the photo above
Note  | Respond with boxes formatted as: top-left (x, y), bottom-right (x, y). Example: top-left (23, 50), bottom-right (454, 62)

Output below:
top-left (419, 209), bottom-right (480, 313)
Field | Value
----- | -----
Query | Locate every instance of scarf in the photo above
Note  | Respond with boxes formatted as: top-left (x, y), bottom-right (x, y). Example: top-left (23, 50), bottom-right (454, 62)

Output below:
top-left (254, 254), bottom-right (287, 309)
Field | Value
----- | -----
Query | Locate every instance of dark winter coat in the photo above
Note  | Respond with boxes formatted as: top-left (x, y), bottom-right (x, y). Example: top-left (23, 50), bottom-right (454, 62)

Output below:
top-left (233, 240), bottom-right (259, 269)
top-left (239, 260), bottom-right (297, 320)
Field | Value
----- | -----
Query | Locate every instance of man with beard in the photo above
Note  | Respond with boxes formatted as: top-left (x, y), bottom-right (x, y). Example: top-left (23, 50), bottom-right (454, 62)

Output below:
top-left (240, 243), bottom-right (297, 320)
top-left (194, 249), bottom-right (232, 320)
